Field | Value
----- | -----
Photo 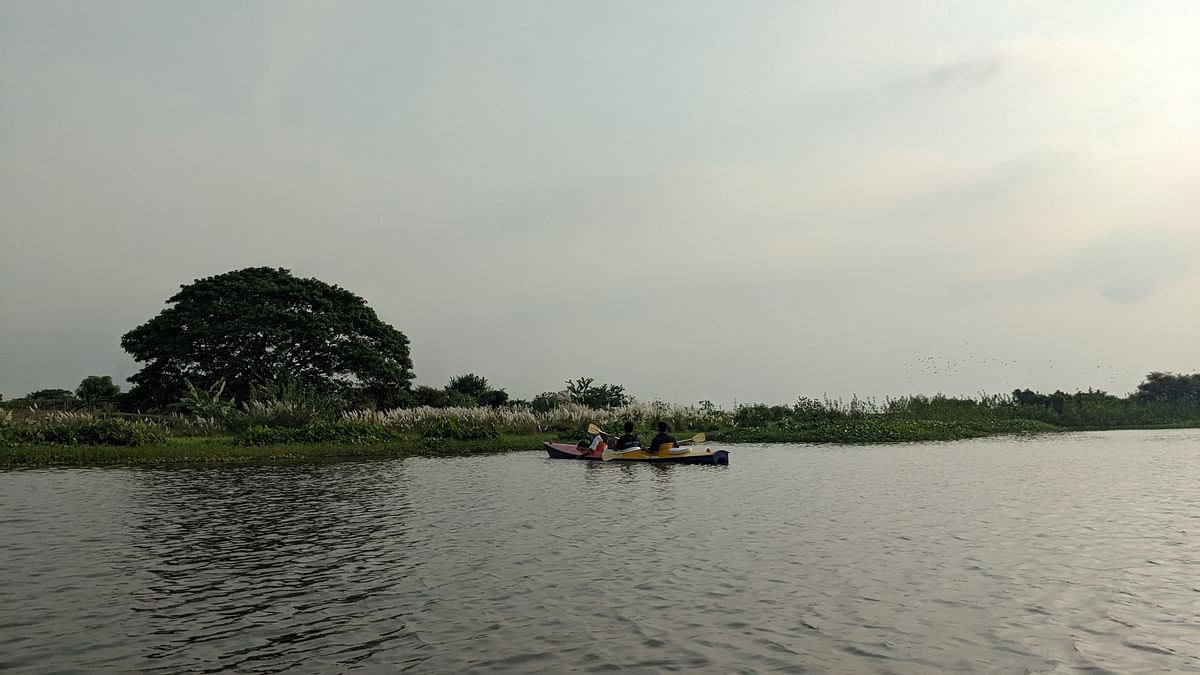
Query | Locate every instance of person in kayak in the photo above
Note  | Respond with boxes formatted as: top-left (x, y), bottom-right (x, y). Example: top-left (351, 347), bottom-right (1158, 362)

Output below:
top-left (576, 430), bottom-right (608, 455)
top-left (615, 421), bottom-right (641, 450)
top-left (647, 421), bottom-right (678, 453)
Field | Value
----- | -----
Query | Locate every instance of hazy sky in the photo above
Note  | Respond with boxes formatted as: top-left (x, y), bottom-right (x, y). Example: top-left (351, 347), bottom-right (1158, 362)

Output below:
top-left (2, 1), bottom-right (1198, 406)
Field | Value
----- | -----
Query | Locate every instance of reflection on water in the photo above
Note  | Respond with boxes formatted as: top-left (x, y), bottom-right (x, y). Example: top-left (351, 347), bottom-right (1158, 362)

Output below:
top-left (2, 430), bottom-right (1199, 672)
top-left (126, 464), bottom-right (422, 671)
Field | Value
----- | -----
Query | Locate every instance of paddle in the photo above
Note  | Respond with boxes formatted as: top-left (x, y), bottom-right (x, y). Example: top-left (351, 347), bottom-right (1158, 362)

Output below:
top-left (576, 423), bottom-right (615, 458)
top-left (601, 433), bottom-right (706, 461)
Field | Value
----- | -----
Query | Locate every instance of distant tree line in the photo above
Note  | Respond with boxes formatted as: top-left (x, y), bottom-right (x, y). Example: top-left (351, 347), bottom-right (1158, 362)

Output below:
top-left (4, 267), bottom-right (1196, 432)
top-left (5, 376), bottom-right (124, 412)
top-left (1006, 372), bottom-right (1200, 428)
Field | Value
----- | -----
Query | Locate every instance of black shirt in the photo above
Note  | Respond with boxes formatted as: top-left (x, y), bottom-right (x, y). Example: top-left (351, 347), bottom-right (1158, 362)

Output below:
top-left (616, 433), bottom-right (641, 450)
top-left (647, 432), bottom-right (677, 452)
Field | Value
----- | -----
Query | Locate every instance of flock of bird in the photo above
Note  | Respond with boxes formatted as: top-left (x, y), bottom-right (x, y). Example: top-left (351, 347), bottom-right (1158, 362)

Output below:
top-left (892, 345), bottom-right (1151, 392)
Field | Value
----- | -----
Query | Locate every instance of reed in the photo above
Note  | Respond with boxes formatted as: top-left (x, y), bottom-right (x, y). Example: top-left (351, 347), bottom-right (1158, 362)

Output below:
top-left (344, 401), bottom-right (729, 437)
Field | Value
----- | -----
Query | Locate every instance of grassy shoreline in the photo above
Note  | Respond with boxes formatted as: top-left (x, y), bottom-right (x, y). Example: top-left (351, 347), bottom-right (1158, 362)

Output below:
top-left (4, 418), bottom-right (1198, 468)
top-left (0, 434), bottom-right (550, 468)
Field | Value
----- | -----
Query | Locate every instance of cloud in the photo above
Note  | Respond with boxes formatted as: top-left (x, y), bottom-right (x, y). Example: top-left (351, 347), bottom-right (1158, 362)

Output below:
top-left (924, 55), bottom-right (1004, 90)
top-left (2, 2), bottom-right (1199, 402)
top-left (1099, 282), bottom-right (1152, 304)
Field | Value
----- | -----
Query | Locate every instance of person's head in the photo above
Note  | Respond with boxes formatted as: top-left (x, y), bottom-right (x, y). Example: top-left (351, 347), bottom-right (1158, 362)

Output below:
top-left (656, 421), bottom-right (668, 433)
top-left (623, 420), bottom-right (635, 434)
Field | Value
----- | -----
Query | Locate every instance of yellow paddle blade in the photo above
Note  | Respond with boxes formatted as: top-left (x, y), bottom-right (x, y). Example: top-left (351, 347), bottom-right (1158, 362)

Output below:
top-left (587, 423), bottom-right (600, 435)
top-left (600, 449), bottom-right (616, 461)
top-left (692, 433), bottom-right (706, 444)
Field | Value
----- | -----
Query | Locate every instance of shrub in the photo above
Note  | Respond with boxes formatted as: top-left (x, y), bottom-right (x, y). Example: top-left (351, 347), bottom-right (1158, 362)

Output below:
top-left (239, 425), bottom-right (299, 445)
top-left (418, 417), bottom-right (499, 441)
top-left (237, 420), bottom-right (399, 446)
top-left (733, 403), bottom-right (793, 428)
top-left (179, 378), bottom-right (237, 420)
top-left (4, 415), bottom-right (167, 446)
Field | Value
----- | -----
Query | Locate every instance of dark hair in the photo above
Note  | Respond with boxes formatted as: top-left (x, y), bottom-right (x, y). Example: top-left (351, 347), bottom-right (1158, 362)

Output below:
top-left (623, 420), bottom-right (635, 433)
top-left (656, 421), bottom-right (668, 432)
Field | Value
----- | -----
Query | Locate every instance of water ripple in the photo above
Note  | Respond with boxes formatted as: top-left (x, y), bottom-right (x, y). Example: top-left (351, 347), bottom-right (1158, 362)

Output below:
top-left (2, 430), bottom-right (1200, 672)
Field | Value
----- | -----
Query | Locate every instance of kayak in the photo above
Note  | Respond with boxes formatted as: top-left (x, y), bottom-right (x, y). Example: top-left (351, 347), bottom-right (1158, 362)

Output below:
top-left (543, 442), bottom-right (730, 465)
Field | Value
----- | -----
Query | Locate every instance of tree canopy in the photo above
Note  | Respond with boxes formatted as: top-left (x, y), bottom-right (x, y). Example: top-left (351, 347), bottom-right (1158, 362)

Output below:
top-left (412, 373), bottom-right (510, 408)
top-left (564, 377), bottom-right (630, 408)
top-left (27, 388), bottom-right (75, 401)
top-left (76, 375), bottom-right (121, 410)
top-left (1134, 371), bottom-right (1200, 403)
top-left (121, 267), bottom-right (414, 410)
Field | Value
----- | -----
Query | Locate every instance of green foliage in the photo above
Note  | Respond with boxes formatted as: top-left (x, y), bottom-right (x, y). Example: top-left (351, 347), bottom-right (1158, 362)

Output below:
top-left (3, 416), bottom-right (167, 447)
top-left (477, 388), bottom-right (510, 407)
top-left (563, 377), bottom-right (630, 408)
top-left (27, 388), bottom-right (75, 401)
top-left (225, 377), bottom-right (346, 431)
top-left (712, 418), bottom-right (1054, 444)
top-left (237, 426), bottom-right (297, 445)
top-left (1134, 372), bottom-right (1200, 404)
top-left (121, 267), bottom-right (414, 411)
top-left (411, 385), bottom-right (454, 408)
top-left (179, 378), bottom-right (237, 420)
top-left (75, 376), bottom-right (121, 410)
top-left (887, 394), bottom-right (1011, 422)
top-left (446, 373), bottom-right (491, 399)
top-left (1011, 375), bottom-right (1200, 429)
top-left (20, 389), bottom-right (79, 410)
top-left (238, 420), bottom-right (400, 446)
top-left (250, 377), bottom-right (347, 413)
top-left (411, 374), bottom-right (509, 408)
top-left (531, 391), bottom-right (566, 413)
top-left (733, 403), bottom-right (794, 428)
top-left (1, 434), bottom-right (550, 467)
top-left (418, 417), bottom-right (499, 441)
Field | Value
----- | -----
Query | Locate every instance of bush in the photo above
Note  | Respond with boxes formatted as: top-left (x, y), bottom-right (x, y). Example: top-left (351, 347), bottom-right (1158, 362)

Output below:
top-left (733, 403), bottom-right (794, 428)
top-left (238, 420), bottom-right (400, 446)
top-left (418, 417), bottom-right (499, 441)
top-left (3, 416), bottom-right (167, 446)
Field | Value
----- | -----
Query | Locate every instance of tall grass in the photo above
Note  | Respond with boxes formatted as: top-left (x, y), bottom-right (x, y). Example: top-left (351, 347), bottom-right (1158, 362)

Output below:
top-left (345, 401), bottom-right (728, 437)
top-left (9, 386), bottom-right (1198, 460)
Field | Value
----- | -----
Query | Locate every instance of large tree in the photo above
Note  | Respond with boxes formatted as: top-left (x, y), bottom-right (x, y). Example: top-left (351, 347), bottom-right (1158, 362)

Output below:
top-left (76, 375), bottom-right (121, 410)
top-left (121, 267), bottom-right (414, 410)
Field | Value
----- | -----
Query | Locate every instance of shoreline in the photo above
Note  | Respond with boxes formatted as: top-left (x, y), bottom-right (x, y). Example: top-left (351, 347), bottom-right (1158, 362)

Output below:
top-left (4, 422), bottom-right (1197, 468)
top-left (0, 435), bottom-right (548, 468)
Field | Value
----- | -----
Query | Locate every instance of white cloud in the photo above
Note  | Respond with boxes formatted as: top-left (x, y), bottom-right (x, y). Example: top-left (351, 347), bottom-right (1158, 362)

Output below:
top-left (1, 1), bottom-right (1197, 402)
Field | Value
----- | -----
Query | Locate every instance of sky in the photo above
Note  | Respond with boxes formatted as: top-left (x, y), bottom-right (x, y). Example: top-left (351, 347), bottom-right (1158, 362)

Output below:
top-left (1, 1), bottom-right (1198, 406)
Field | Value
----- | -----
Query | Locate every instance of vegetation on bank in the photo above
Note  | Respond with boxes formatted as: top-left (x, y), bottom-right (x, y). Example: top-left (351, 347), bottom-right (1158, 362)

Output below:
top-left (3, 267), bottom-right (1198, 467)
top-left (4, 378), bottom-right (1200, 467)
top-left (0, 434), bottom-right (549, 467)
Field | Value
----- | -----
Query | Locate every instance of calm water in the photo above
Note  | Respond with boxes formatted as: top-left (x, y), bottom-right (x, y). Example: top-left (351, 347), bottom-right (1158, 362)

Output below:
top-left (2, 430), bottom-right (1198, 673)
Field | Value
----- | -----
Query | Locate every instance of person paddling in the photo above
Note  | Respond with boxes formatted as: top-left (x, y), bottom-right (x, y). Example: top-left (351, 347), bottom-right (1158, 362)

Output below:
top-left (576, 429), bottom-right (608, 456)
top-left (647, 421), bottom-right (678, 454)
top-left (615, 421), bottom-right (641, 450)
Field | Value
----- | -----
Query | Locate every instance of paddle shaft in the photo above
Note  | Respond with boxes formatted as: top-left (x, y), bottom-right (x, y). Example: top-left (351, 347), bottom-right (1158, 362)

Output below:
top-left (601, 433), bottom-right (706, 461)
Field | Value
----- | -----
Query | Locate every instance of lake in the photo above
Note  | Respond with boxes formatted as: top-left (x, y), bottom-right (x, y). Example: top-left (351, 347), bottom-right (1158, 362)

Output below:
top-left (2, 430), bottom-right (1198, 672)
